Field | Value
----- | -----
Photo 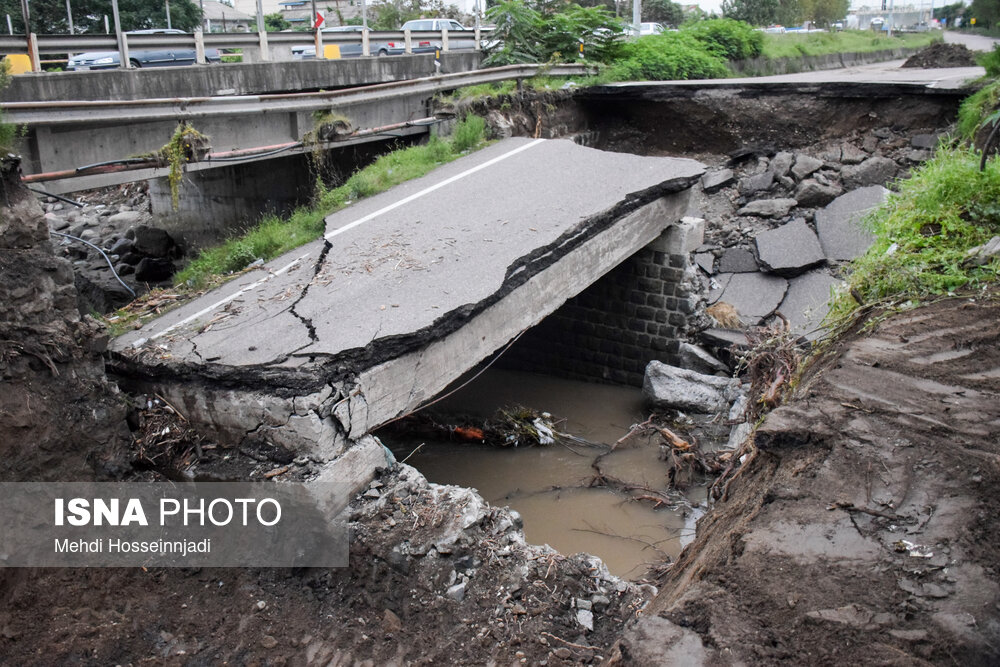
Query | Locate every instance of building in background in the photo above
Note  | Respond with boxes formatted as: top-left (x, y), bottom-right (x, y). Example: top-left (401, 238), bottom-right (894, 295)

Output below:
top-left (201, 0), bottom-right (254, 31)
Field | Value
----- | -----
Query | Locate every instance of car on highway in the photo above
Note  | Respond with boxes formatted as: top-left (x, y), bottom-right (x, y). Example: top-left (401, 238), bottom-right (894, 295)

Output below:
top-left (392, 18), bottom-right (475, 54)
top-left (67, 29), bottom-right (220, 70)
top-left (291, 25), bottom-right (394, 59)
top-left (639, 22), bottom-right (666, 35)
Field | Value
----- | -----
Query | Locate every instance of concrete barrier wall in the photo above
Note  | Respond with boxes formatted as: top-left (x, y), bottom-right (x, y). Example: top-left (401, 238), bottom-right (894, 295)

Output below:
top-left (730, 46), bottom-right (925, 77)
top-left (2, 52), bottom-right (482, 102)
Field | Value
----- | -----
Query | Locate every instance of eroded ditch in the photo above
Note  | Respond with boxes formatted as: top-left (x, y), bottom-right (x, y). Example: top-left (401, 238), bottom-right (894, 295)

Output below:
top-left (1, 73), bottom-right (982, 663)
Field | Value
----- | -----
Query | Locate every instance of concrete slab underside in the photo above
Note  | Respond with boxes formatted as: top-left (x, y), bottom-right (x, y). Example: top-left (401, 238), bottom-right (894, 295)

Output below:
top-left (111, 138), bottom-right (704, 450)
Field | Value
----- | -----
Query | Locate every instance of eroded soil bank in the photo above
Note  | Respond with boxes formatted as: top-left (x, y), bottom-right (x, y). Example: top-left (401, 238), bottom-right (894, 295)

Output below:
top-left (615, 293), bottom-right (1000, 665)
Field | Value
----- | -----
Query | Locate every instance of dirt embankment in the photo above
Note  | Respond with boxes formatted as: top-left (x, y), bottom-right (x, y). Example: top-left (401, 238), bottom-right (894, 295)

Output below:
top-left (614, 293), bottom-right (1000, 665)
top-left (0, 156), bottom-right (130, 481)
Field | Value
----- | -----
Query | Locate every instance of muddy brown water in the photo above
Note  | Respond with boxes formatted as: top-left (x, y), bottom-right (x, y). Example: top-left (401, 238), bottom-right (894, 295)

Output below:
top-left (378, 368), bottom-right (706, 579)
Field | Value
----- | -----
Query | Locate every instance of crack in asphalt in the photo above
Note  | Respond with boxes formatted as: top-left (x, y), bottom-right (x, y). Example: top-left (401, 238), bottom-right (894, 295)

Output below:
top-left (289, 239), bottom-right (333, 346)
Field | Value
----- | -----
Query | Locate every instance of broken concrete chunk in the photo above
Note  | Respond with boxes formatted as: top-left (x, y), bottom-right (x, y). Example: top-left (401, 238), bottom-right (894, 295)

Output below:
top-left (778, 270), bottom-right (841, 339)
top-left (738, 198), bottom-right (797, 218)
top-left (791, 154), bottom-right (824, 181)
top-left (793, 179), bottom-right (842, 208)
top-left (738, 171), bottom-right (775, 196)
top-left (677, 342), bottom-right (729, 375)
top-left (815, 186), bottom-right (887, 261)
top-left (842, 156), bottom-right (897, 188)
top-left (963, 235), bottom-right (1000, 267)
top-left (694, 252), bottom-right (715, 275)
top-left (718, 247), bottom-right (758, 273)
top-left (755, 219), bottom-right (826, 276)
top-left (702, 168), bottom-right (735, 193)
top-left (445, 581), bottom-right (467, 602)
top-left (770, 151), bottom-right (795, 177)
top-left (642, 361), bottom-right (741, 414)
top-left (576, 608), bottom-right (594, 631)
top-left (839, 144), bottom-right (868, 165)
top-left (910, 133), bottom-right (939, 150)
top-left (714, 272), bottom-right (788, 323)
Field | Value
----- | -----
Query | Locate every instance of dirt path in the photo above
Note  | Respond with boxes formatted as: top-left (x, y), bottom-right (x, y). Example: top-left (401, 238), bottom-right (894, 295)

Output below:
top-left (613, 293), bottom-right (1000, 664)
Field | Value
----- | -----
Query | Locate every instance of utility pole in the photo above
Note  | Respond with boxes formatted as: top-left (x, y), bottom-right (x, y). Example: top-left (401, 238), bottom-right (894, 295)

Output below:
top-left (66, 0), bottom-right (75, 34)
top-left (111, 0), bottom-right (129, 69)
top-left (632, 0), bottom-right (641, 35)
top-left (166, 0), bottom-right (172, 29)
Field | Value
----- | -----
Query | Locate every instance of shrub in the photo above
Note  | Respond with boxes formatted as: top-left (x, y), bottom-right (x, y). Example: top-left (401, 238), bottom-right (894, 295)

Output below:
top-left (978, 44), bottom-right (1000, 77)
top-left (608, 32), bottom-right (731, 81)
top-left (451, 114), bottom-right (487, 153)
top-left (957, 80), bottom-right (1000, 141)
top-left (683, 18), bottom-right (763, 60)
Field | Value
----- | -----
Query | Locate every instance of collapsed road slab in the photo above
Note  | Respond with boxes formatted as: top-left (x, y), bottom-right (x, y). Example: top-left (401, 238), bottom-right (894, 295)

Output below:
top-left (110, 138), bottom-right (705, 462)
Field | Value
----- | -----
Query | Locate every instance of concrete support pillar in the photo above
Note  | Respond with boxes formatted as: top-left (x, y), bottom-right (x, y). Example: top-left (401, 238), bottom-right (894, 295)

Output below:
top-left (257, 30), bottom-right (269, 61)
top-left (26, 32), bottom-right (40, 72)
top-left (404, 28), bottom-right (412, 54)
top-left (441, 26), bottom-right (449, 52)
top-left (195, 29), bottom-right (206, 64)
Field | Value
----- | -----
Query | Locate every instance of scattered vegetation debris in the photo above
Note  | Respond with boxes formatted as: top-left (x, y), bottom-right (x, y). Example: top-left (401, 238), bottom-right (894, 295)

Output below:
top-left (737, 316), bottom-right (803, 422)
top-left (388, 406), bottom-right (597, 449)
top-left (129, 394), bottom-right (205, 476)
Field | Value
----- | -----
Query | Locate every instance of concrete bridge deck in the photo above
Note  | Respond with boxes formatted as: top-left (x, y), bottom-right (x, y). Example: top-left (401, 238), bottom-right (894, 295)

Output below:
top-left (111, 139), bottom-right (704, 461)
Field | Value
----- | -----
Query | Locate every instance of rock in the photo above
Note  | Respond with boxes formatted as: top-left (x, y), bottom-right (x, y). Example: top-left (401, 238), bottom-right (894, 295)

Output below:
top-left (576, 598), bottom-right (593, 610)
top-left (738, 198), bottom-right (797, 218)
top-left (791, 154), bottom-right (824, 181)
top-left (694, 252), bottom-right (715, 274)
top-left (906, 149), bottom-right (931, 163)
top-left (770, 151), bottom-right (794, 177)
top-left (718, 248), bottom-right (758, 273)
top-left (643, 361), bottom-right (741, 413)
top-left (839, 144), bottom-right (868, 165)
top-left (363, 488), bottom-right (380, 499)
top-left (576, 608), bottom-right (594, 631)
top-left (79, 229), bottom-right (99, 242)
top-left (963, 235), bottom-right (1000, 267)
top-left (382, 609), bottom-right (403, 633)
top-left (793, 179), bottom-right (842, 208)
top-left (132, 225), bottom-right (176, 258)
top-left (49, 217), bottom-right (71, 232)
top-left (134, 257), bottom-right (176, 282)
top-left (116, 263), bottom-right (135, 276)
top-left (554, 647), bottom-right (572, 659)
top-left (755, 219), bottom-right (826, 276)
top-left (842, 156), bottom-right (897, 188)
top-left (712, 272), bottom-right (788, 323)
top-left (676, 342), bottom-right (729, 375)
top-left (107, 210), bottom-right (143, 226)
top-left (260, 635), bottom-right (278, 649)
top-left (778, 270), bottom-right (841, 339)
top-left (910, 133), bottom-right (939, 150)
top-left (815, 186), bottom-right (888, 260)
top-left (702, 169), bottom-right (735, 193)
top-left (700, 328), bottom-right (747, 351)
top-left (255, 600), bottom-right (267, 611)
top-left (109, 238), bottom-right (133, 256)
top-left (445, 581), bottom-right (466, 602)
top-left (738, 171), bottom-right (774, 196)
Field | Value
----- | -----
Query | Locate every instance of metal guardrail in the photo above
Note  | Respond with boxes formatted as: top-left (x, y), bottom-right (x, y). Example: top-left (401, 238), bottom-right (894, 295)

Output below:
top-left (0, 28), bottom-right (494, 66)
top-left (1, 63), bottom-right (593, 127)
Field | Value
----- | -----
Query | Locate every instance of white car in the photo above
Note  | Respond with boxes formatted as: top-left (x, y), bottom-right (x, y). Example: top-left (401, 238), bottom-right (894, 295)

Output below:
top-left (639, 22), bottom-right (665, 35)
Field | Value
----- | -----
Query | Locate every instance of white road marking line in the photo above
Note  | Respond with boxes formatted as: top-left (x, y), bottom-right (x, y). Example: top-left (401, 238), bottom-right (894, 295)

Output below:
top-left (147, 139), bottom-right (546, 342)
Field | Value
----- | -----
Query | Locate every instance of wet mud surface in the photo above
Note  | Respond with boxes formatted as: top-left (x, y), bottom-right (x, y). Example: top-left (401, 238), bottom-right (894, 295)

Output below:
top-left (618, 293), bottom-right (1000, 664)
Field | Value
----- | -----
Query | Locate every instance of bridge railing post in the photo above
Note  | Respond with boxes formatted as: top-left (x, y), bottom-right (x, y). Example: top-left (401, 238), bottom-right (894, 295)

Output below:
top-left (195, 29), bottom-right (206, 64)
top-left (474, 25), bottom-right (481, 51)
top-left (362, 28), bottom-right (370, 57)
top-left (315, 28), bottom-right (325, 60)
top-left (404, 28), bottom-right (412, 55)
top-left (26, 32), bottom-right (40, 72)
top-left (441, 26), bottom-right (449, 52)
top-left (119, 32), bottom-right (132, 69)
top-left (258, 30), bottom-right (270, 61)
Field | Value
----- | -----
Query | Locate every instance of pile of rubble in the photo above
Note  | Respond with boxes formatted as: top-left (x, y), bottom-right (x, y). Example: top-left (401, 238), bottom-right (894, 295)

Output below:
top-left (39, 184), bottom-right (183, 313)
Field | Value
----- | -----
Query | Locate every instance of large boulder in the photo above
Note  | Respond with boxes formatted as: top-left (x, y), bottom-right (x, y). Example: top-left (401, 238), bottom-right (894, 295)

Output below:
top-left (842, 157), bottom-right (897, 188)
top-left (131, 225), bottom-right (178, 258)
top-left (643, 361), bottom-right (741, 414)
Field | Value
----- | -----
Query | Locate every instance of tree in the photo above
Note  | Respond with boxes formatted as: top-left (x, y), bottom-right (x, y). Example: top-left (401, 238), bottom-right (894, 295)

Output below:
top-left (969, 0), bottom-right (1000, 28)
top-left (721, 0), bottom-right (779, 26)
top-left (935, 2), bottom-right (965, 24)
top-left (251, 13), bottom-right (291, 31)
top-left (797, 0), bottom-right (847, 27)
top-left (0, 0), bottom-right (202, 34)
top-left (643, 0), bottom-right (683, 26)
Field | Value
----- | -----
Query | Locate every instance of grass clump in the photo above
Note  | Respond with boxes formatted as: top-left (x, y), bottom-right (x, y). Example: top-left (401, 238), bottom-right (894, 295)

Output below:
top-left (827, 146), bottom-right (1000, 322)
top-left (607, 32), bottom-right (730, 82)
top-left (176, 115), bottom-right (488, 289)
top-left (684, 18), bottom-right (763, 61)
top-left (760, 30), bottom-right (937, 59)
top-left (0, 58), bottom-right (16, 153)
top-left (957, 79), bottom-right (1000, 141)
top-left (977, 44), bottom-right (1000, 77)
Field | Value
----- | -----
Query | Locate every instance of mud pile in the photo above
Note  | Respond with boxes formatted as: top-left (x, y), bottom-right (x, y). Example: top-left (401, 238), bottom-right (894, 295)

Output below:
top-left (903, 42), bottom-right (978, 68)
top-left (0, 157), bottom-right (129, 481)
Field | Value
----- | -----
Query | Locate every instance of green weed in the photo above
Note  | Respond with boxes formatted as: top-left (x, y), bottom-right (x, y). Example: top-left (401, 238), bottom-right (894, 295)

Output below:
top-left (175, 115), bottom-right (488, 289)
top-left (827, 146), bottom-right (1000, 323)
